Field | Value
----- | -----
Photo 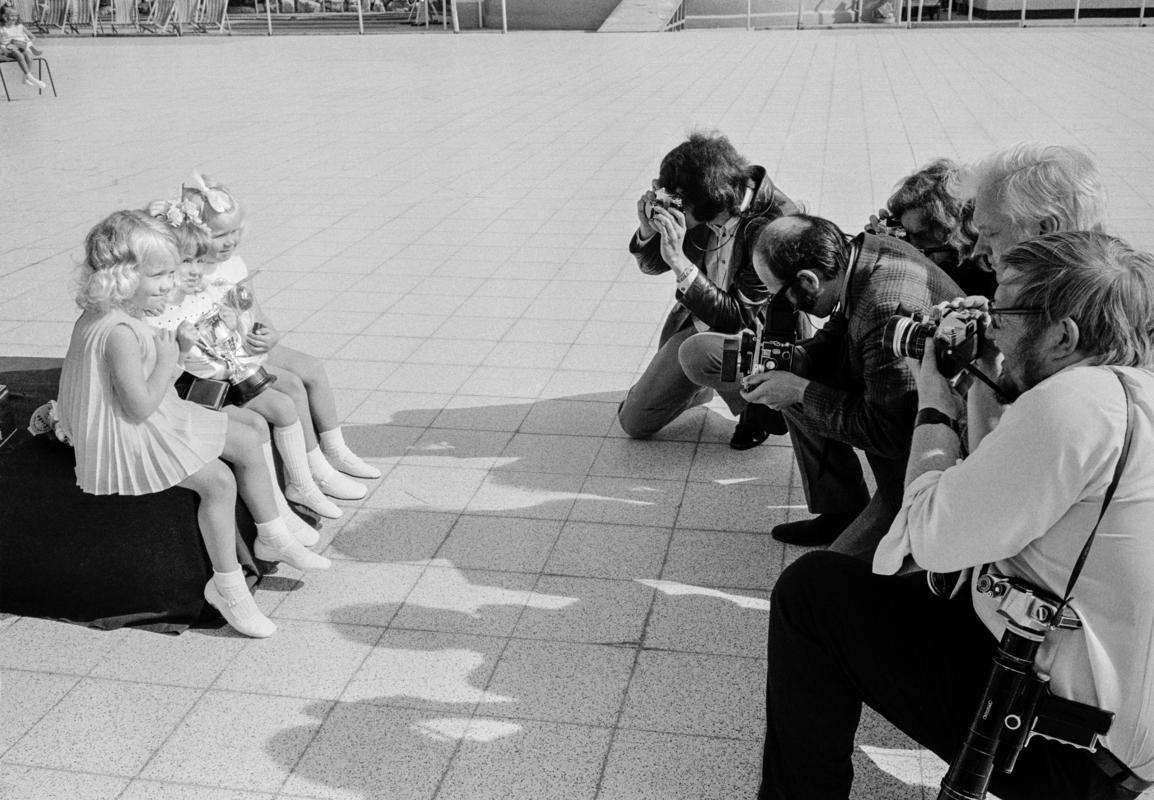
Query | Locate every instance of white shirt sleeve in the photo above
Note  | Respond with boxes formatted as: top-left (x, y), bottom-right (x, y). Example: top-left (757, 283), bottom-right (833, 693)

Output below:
top-left (874, 367), bottom-right (1121, 575)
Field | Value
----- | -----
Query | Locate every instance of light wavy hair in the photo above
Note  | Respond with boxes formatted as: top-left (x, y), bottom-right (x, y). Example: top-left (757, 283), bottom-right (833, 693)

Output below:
top-left (952, 143), bottom-right (1107, 235)
top-left (76, 210), bottom-right (180, 313)
top-left (1002, 231), bottom-right (1154, 368)
top-left (146, 198), bottom-right (212, 261)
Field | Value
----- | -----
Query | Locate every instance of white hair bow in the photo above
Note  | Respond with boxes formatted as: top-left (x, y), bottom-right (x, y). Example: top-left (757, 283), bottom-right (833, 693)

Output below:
top-left (185, 171), bottom-right (234, 214)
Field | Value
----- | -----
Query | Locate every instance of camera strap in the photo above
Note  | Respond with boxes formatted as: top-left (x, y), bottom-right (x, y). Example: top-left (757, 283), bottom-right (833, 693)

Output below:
top-left (1054, 368), bottom-right (1137, 621)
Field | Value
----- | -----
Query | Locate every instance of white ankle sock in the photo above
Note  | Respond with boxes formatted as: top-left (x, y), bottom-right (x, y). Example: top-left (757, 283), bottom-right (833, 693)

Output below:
top-left (275, 422), bottom-right (320, 491)
top-left (213, 567), bottom-right (248, 594)
top-left (255, 519), bottom-right (331, 570)
top-left (319, 428), bottom-right (382, 479)
top-left (262, 442), bottom-right (320, 545)
top-left (306, 446), bottom-right (336, 482)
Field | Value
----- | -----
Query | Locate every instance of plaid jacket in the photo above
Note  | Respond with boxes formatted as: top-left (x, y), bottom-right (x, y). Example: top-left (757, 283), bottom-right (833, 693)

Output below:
top-left (798, 233), bottom-right (963, 460)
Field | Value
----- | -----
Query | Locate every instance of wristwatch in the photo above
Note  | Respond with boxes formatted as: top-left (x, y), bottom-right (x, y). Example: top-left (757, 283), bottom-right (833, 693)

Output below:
top-left (915, 407), bottom-right (960, 436)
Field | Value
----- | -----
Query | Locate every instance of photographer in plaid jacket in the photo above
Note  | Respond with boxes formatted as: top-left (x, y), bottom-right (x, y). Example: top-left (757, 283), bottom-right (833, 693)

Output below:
top-left (741, 214), bottom-right (961, 556)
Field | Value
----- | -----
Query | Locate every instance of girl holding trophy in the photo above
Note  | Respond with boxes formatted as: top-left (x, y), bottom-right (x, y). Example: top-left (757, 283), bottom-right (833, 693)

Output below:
top-left (147, 198), bottom-right (329, 546)
top-left (180, 174), bottom-right (379, 515)
top-left (58, 211), bottom-right (330, 639)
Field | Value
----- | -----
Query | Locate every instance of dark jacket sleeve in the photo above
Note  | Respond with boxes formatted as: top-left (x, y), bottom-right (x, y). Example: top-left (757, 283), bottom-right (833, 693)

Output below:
top-left (629, 231), bottom-right (673, 276)
top-left (794, 245), bottom-right (939, 460)
top-left (799, 318), bottom-right (918, 460)
top-left (676, 254), bottom-right (768, 333)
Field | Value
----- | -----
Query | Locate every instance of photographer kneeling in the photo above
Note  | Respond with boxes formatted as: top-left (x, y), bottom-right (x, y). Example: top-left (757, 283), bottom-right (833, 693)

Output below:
top-left (757, 231), bottom-right (1154, 800)
top-left (617, 133), bottom-right (797, 449)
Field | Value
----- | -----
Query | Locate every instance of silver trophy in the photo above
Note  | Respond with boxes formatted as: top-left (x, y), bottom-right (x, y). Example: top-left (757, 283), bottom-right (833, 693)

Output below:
top-left (193, 275), bottom-right (276, 405)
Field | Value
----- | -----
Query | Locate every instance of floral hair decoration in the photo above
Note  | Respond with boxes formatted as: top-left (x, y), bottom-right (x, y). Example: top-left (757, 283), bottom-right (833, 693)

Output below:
top-left (155, 197), bottom-right (210, 232)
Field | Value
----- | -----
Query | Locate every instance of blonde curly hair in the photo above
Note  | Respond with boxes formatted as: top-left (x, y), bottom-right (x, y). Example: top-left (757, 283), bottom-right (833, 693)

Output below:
top-left (75, 210), bottom-right (181, 313)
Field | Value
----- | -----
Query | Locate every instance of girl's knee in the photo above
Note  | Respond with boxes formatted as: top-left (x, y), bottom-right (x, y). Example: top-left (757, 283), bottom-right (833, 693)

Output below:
top-left (278, 369), bottom-right (307, 398)
top-left (195, 460), bottom-right (237, 498)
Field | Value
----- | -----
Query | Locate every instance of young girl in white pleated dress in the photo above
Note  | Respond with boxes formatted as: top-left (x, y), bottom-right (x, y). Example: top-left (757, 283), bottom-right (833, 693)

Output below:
top-left (57, 210), bottom-right (330, 639)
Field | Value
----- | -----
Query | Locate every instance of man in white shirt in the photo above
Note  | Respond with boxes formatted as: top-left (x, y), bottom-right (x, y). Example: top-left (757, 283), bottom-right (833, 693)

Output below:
top-left (757, 231), bottom-right (1154, 800)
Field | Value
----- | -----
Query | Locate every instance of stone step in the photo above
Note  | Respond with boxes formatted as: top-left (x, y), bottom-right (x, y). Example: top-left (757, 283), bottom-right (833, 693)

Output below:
top-left (598, 0), bottom-right (683, 31)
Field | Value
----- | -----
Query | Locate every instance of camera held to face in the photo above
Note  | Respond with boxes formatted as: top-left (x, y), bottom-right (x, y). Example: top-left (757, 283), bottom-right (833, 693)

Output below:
top-left (883, 304), bottom-right (983, 379)
top-left (720, 303), bottom-right (796, 383)
top-left (646, 187), bottom-right (684, 220)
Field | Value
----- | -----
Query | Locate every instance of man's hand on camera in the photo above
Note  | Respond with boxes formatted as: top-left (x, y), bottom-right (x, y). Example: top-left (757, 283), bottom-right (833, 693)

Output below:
top-left (650, 206), bottom-right (694, 280)
top-left (865, 209), bottom-right (892, 236)
top-left (907, 346), bottom-right (962, 418)
top-left (947, 294), bottom-right (1003, 373)
top-left (636, 189), bottom-right (658, 240)
top-left (739, 369), bottom-right (809, 410)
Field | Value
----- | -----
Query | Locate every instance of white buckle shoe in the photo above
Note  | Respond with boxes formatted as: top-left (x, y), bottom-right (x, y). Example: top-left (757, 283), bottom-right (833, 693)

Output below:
top-left (204, 580), bottom-right (277, 638)
top-left (254, 535), bottom-right (332, 571)
top-left (285, 483), bottom-right (343, 518)
top-left (285, 513), bottom-right (321, 547)
top-left (323, 450), bottom-right (382, 479)
top-left (317, 470), bottom-right (367, 501)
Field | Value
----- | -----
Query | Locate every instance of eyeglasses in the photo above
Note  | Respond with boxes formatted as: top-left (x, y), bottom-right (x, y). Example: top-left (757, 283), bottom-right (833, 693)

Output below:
top-left (987, 306), bottom-right (1044, 329)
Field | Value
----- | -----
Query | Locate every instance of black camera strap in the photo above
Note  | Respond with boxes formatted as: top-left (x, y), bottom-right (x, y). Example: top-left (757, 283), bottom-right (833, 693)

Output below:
top-left (1054, 368), bottom-right (1137, 621)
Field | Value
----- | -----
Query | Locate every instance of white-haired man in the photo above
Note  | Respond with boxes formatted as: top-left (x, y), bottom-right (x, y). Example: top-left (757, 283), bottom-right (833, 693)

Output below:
top-left (954, 142), bottom-right (1107, 278)
top-left (757, 232), bottom-right (1154, 800)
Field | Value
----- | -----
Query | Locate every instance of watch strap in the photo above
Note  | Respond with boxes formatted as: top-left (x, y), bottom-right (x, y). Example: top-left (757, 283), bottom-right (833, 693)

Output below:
top-left (915, 407), bottom-right (960, 435)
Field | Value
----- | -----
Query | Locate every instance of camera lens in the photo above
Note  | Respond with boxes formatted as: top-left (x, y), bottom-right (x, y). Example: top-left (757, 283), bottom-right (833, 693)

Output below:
top-left (883, 316), bottom-right (928, 360)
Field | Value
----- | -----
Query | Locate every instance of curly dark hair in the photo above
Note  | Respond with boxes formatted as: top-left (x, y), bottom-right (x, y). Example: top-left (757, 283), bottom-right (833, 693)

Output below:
top-left (658, 133), bottom-right (751, 221)
top-left (887, 158), bottom-right (976, 256)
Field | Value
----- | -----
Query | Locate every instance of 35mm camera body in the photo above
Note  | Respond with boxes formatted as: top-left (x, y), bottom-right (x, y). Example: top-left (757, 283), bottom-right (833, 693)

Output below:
top-left (720, 301), bottom-right (796, 383)
top-left (646, 187), bottom-right (684, 219)
top-left (884, 304), bottom-right (984, 379)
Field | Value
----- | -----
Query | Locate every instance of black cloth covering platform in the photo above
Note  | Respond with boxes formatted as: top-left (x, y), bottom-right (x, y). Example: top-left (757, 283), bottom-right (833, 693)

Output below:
top-left (0, 357), bottom-right (263, 633)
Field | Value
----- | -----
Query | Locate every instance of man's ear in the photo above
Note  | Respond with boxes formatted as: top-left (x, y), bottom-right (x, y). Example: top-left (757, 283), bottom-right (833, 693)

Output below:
top-left (1052, 317), bottom-right (1082, 358)
top-left (796, 269), bottom-right (821, 294)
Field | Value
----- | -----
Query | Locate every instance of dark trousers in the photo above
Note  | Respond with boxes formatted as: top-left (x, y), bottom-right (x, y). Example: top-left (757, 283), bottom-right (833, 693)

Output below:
top-left (783, 404), bottom-right (906, 560)
top-left (759, 551), bottom-right (1143, 800)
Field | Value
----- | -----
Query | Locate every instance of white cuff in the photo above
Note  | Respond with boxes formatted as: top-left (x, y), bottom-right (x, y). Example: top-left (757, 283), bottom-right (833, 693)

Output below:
top-left (676, 264), bottom-right (700, 292)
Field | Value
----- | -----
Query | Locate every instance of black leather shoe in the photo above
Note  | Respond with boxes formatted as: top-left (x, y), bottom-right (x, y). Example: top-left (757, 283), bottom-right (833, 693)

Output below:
top-left (771, 511), bottom-right (861, 547)
top-left (729, 403), bottom-right (788, 451)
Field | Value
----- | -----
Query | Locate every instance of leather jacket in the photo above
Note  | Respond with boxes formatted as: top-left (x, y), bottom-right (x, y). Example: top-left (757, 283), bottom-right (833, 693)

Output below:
top-left (628, 165), bottom-right (797, 339)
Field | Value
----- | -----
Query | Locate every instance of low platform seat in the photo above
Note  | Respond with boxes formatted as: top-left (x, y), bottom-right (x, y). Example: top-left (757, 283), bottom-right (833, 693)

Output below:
top-left (0, 358), bottom-right (263, 633)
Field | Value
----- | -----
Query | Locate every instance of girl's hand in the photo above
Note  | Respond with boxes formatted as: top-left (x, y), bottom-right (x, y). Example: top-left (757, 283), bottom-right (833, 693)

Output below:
top-left (154, 328), bottom-right (181, 375)
top-left (175, 321), bottom-right (197, 355)
top-left (245, 323), bottom-right (280, 354)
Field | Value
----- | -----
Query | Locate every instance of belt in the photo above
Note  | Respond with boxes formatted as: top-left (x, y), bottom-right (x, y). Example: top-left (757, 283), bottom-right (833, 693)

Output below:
top-left (1090, 746), bottom-right (1153, 795)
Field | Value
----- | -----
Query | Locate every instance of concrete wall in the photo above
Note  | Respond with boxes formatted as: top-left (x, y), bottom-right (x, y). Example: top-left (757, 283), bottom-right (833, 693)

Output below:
top-left (471, 0), bottom-right (621, 30)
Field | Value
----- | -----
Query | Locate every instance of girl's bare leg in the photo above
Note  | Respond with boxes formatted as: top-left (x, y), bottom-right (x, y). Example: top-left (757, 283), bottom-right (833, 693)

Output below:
top-left (220, 415), bottom-right (331, 570)
top-left (179, 460), bottom-right (276, 637)
top-left (267, 348), bottom-right (380, 480)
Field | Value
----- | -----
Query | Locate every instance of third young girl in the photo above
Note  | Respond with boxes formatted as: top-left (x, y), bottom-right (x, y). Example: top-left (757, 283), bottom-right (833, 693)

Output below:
top-left (57, 210), bottom-right (330, 639)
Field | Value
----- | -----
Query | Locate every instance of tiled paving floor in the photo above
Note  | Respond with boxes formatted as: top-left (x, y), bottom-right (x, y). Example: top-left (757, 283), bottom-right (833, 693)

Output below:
top-left (3, 25), bottom-right (1154, 800)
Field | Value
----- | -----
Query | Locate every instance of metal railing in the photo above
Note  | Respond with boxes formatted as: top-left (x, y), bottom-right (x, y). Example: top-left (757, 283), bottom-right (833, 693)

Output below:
top-left (669, 0), bottom-right (1149, 27)
top-left (20, 0), bottom-right (508, 35)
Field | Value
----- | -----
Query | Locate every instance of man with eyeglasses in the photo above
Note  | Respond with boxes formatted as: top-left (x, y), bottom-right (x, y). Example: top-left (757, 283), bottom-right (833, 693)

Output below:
top-left (739, 213), bottom-right (961, 555)
top-left (757, 231), bottom-right (1154, 800)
